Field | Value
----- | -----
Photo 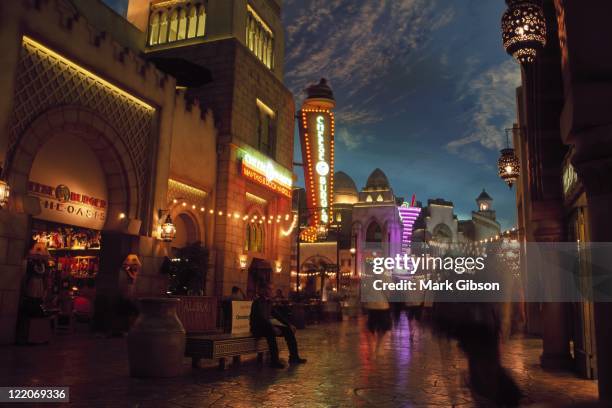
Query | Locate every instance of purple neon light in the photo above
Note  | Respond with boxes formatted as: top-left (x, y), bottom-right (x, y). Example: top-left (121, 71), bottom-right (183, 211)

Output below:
top-left (398, 205), bottom-right (421, 255)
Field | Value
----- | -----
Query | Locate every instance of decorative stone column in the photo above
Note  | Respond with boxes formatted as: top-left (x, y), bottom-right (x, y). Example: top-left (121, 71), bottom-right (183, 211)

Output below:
top-left (531, 206), bottom-right (573, 369)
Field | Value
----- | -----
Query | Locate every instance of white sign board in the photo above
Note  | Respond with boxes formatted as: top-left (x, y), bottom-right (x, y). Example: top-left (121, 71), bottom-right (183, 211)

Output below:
top-left (231, 301), bottom-right (252, 335)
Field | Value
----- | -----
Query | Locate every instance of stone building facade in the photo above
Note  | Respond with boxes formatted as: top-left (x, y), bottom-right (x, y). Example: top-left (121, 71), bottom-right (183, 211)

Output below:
top-left (0, 0), bottom-right (242, 343)
top-left (127, 0), bottom-right (296, 297)
top-left (506, 0), bottom-right (612, 400)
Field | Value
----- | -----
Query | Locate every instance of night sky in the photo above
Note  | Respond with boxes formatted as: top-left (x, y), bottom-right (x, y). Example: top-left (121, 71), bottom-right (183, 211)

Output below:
top-left (105, 0), bottom-right (520, 229)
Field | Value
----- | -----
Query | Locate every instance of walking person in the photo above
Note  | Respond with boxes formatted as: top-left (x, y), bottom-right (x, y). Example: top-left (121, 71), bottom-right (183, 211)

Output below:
top-left (365, 293), bottom-right (391, 356)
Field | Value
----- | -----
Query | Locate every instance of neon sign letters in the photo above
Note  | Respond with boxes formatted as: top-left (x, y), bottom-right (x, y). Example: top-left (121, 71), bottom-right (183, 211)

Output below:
top-left (299, 108), bottom-right (335, 229)
top-left (316, 115), bottom-right (329, 223)
top-left (240, 148), bottom-right (293, 198)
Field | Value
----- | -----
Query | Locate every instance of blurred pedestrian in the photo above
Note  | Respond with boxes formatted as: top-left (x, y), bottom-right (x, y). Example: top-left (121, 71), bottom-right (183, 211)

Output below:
top-left (365, 293), bottom-right (391, 355)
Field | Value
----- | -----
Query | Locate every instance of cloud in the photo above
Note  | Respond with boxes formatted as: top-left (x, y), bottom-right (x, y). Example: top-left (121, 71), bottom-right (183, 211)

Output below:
top-left (446, 59), bottom-right (521, 161)
top-left (284, 0), bottom-right (454, 125)
top-left (337, 127), bottom-right (373, 150)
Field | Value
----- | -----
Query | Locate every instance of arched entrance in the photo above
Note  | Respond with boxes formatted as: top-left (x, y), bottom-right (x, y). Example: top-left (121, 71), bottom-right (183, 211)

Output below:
top-left (7, 106), bottom-right (142, 335)
top-left (172, 212), bottom-right (199, 250)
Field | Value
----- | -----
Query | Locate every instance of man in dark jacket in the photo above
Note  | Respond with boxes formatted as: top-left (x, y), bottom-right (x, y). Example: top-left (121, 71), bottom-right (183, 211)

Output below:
top-left (250, 282), bottom-right (306, 368)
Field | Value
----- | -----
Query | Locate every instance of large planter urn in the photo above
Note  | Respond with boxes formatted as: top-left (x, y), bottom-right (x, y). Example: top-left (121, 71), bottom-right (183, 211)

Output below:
top-left (127, 298), bottom-right (186, 377)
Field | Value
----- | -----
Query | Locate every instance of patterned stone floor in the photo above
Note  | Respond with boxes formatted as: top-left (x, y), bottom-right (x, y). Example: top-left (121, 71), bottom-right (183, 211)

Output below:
top-left (0, 316), bottom-right (600, 407)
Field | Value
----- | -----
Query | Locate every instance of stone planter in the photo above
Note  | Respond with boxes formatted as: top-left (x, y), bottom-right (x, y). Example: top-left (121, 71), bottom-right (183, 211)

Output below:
top-left (127, 298), bottom-right (186, 377)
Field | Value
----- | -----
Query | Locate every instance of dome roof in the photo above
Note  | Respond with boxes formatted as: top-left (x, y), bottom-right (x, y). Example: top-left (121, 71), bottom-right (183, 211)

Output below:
top-left (334, 171), bottom-right (358, 204)
top-left (477, 189), bottom-right (493, 201)
top-left (365, 168), bottom-right (390, 191)
top-left (335, 171), bottom-right (358, 194)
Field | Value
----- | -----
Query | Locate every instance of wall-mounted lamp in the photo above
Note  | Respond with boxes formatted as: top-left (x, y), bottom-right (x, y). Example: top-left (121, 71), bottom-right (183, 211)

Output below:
top-left (239, 254), bottom-right (248, 269)
top-left (0, 179), bottom-right (10, 209)
top-left (157, 209), bottom-right (176, 242)
top-left (349, 247), bottom-right (356, 254)
top-left (275, 260), bottom-right (283, 274)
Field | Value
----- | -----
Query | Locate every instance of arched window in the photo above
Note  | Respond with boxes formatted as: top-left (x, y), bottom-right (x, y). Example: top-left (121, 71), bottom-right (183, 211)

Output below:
top-left (168, 9), bottom-right (179, 42)
top-left (196, 5), bottom-right (206, 37)
top-left (366, 222), bottom-right (383, 243)
top-left (159, 11), bottom-right (169, 44)
top-left (245, 221), bottom-right (265, 252)
top-left (433, 224), bottom-right (453, 243)
top-left (376, 194), bottom-right (384, 202)
top-left (246, 7), bottom-right (274, 69)
top-left (187, 6), bottom-right (197, 38)
top-left (149, 12), bottom-right (160, 45)
top-left (366, 195), bottom-right (373, 202)
top-left (148, 3), bottom-right (205, 46)
top-left (178, 8), bottom-right (187, 40)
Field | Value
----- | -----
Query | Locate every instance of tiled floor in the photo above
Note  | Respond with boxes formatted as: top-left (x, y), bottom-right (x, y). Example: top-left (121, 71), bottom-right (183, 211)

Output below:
top-left (0, 316), bottom-right (600, 407)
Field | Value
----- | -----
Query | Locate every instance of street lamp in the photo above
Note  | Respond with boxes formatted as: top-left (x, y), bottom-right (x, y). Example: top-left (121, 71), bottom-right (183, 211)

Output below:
top-left (501, 0), bottom-right (547, 64)
top-left (498, 128), bottom-right (521, 189)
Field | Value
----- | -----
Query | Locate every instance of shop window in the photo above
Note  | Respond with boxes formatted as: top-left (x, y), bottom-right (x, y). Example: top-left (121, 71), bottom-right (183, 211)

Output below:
top-left (148, 3), bottom-right (206, 46)
top-left (245, 222), bottom-right (265, 253)
top-left (246, 5), bottom-right (274, 69)
top-left (256, 99), bottom-right (276, 158)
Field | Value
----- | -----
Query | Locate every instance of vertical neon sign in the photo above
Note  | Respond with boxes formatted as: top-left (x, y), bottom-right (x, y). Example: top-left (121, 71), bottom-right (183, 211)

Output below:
top-left (298, 79), bottom-right (336, 241)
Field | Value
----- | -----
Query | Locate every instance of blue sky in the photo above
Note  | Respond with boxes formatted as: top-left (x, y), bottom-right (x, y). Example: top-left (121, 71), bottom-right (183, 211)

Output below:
top-left (105, 0), bottom-right (520, 229)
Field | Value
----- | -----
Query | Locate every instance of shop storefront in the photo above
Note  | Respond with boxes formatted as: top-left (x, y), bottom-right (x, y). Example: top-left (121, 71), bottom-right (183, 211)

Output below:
top-left (20, 132), bottom-right (111, 334)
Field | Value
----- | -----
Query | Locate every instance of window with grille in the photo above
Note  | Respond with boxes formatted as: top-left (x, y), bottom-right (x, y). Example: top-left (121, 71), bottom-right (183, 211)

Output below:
top-left (246, 5), bottom-right (274, 69)
top-left (148, 2), bottom-right (206, 46)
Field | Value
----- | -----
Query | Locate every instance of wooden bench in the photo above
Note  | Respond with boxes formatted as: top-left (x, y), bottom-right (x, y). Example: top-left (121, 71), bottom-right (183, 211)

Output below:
top-left (186, 333), bottom-right (283, 369)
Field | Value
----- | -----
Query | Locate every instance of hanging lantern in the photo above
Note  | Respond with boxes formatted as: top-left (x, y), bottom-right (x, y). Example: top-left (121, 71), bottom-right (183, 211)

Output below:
top-left (0, 179), bottom-right (9, 208)
top-left (498, 148), bottom-right (520, 188)
top-left (502, 0), bottom-right (547, 64)
top-left (159, 214), bottom-right (177, 242)
top-left (498, 128), bottom-right (520, 188)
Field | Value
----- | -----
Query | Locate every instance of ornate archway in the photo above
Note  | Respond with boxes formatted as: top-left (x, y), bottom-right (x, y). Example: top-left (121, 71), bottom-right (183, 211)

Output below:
top-left (7, 106), bottom-right (142, 230)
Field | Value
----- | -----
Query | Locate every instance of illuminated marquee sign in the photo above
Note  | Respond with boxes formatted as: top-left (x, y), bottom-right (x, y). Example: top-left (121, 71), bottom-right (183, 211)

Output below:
top-left (28, 181), bottom-right (107, 230)
top-left (299, 108), bottom-right (335, 226)
top-left (239, 148), bottom-right (293, 198)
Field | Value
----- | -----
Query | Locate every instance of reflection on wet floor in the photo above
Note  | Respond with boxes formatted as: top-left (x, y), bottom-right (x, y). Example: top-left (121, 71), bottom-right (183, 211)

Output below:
top-left (0, 315), bottom-right (598, 407)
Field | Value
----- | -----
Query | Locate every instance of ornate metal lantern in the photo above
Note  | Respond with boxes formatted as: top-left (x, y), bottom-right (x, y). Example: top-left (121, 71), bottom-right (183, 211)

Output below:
top-left (160, 214), bottom-right (177, 242)
top-left (502, 0), bottom-right (547, 64)
top-left (498, 128), bottom-right (521, 188)
top-left (498, 148), bottom-right (520, 188)
top-left (0, 179), bottom-right (9, 208)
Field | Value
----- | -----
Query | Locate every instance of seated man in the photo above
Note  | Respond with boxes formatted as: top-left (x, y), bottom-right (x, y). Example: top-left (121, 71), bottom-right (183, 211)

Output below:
top-left (250, 282), bottom-right (306, 368)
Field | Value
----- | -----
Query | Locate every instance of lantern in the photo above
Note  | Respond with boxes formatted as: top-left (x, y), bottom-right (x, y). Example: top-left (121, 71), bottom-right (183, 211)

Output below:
top-left (0, 179), bottom-right (9, 208)
top-left (238, 254), bottom-right (248, 269)
top-left (159, 214), bottom-right (177, 242)
top-left (502, 0), bottom-right (547, 64)
top-left (498, 148), bottom-right (520, 188)
top-left (275, 260), bottom-right (283, 274)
